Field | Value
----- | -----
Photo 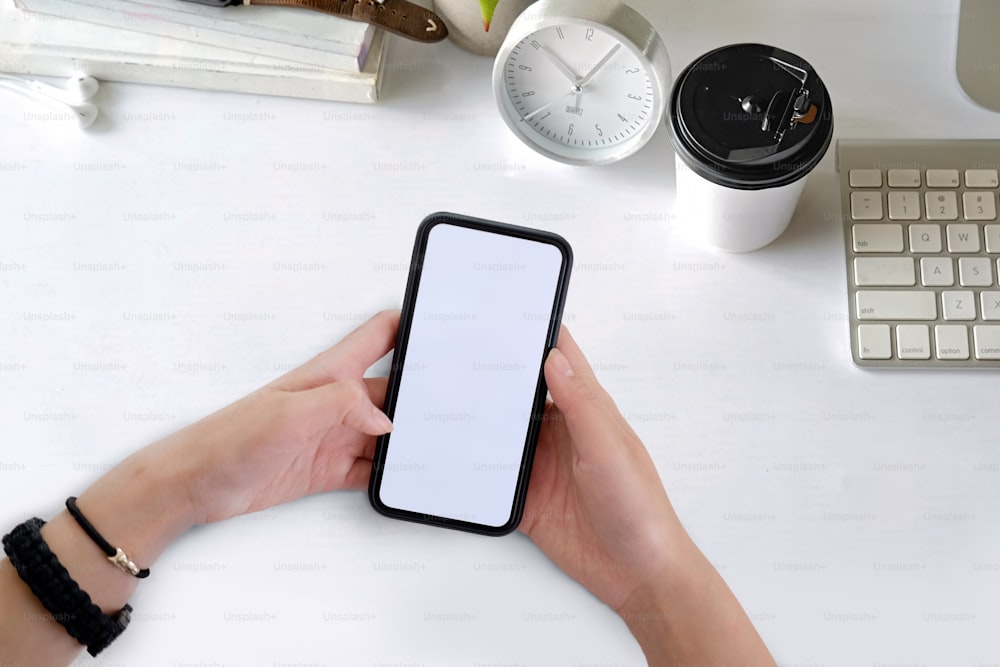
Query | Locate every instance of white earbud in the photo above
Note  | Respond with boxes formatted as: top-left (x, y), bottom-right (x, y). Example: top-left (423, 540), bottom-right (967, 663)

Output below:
top-left (60, 101), bottom-right (100, 128)
top-left (28, 74), bottom-right (100, 103)
top-left (0, 73), bottom-right (101, 129)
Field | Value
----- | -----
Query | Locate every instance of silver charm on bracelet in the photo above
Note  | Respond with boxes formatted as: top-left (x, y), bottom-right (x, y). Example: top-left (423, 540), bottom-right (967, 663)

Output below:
top-left (108, 548), bottom-right (142, 576)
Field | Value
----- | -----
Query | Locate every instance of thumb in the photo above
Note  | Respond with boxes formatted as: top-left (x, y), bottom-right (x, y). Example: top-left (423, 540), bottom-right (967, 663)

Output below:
top-left (301, 380), bottom-right (394, 436)
top-left (543, 345), bottom-right (621, 462)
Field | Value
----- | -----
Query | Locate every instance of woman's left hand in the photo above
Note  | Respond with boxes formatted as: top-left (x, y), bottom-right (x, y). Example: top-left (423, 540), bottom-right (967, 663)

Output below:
top-left (162, 309), bottom-right (400, 524)
top-left (0, 311), bottom-right (401, 667)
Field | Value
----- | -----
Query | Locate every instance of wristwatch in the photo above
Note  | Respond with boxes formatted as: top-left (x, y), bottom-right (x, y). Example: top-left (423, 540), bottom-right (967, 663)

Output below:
top-left (181, 0), bottom-right (447, 43)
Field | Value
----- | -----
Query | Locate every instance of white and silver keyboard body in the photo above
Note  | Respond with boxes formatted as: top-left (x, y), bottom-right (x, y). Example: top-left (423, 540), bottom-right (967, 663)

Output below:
top-left (836, 139), bottom-right (1000, 368)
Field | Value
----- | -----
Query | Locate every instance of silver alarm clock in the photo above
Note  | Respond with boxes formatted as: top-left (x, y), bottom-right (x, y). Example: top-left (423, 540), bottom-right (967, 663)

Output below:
top-left (492, 0), bottom-right (671, 166)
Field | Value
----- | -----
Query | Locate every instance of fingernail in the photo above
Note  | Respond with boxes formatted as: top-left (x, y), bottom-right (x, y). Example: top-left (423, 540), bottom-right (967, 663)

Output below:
top-left (548, 348), bottom-right (574, 377)
top-left (371, 405), bottom-right (394, 433)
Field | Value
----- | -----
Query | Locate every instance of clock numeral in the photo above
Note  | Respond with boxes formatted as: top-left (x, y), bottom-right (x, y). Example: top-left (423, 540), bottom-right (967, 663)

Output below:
top-left (539, 112), bottom-right (551, 120)
top-left (518, 64), bottom-right (532, 71)
top-left (627, 93), bottom-right (642, 101)
top-left (521, 90), bottom-right (536, 97)
top-left (568, 123), bottom-right (575, 136)
top-left (585, 27), bottom-right (594, 41)
top-left (556, 27), bottom-right (565, 40)
top-left (530, 39), bottom-right (541, 49)
top-left (626, 68), bottom-right (640, 74)
top-left (595, 123), bottom-right (603, 137)
top-left (618, 113), bottom-right (628, 122)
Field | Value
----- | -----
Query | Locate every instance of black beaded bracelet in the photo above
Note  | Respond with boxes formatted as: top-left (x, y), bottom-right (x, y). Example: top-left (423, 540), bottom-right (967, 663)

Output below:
top-left (66, 497), bottom-right (150, 579)
top-left (2, 518), bottom-right (133, 657)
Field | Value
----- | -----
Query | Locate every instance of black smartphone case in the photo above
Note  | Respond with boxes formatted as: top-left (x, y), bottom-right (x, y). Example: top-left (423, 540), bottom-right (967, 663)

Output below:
top-left (368, 212), bottom-right (573, 536)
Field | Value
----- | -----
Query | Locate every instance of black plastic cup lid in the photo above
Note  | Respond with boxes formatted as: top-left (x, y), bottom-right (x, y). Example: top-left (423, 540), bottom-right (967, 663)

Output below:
top-left (666, 43), bottom-right (834, 190)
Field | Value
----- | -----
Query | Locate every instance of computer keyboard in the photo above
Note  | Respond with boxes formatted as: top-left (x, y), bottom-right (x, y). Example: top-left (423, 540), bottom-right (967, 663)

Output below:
top-left (836, 139), bottom-right (1000, 368)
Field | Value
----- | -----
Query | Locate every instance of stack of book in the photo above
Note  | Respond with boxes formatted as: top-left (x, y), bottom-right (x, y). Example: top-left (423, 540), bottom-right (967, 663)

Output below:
top-left (0, 0), bottom-right (387, 103)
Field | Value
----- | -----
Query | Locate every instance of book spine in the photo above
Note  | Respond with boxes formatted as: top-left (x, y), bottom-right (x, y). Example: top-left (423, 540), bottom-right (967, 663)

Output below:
top-left (2, 53), bottom-right (379, 104)
top-left (15, 0), bottom-right (367, 72)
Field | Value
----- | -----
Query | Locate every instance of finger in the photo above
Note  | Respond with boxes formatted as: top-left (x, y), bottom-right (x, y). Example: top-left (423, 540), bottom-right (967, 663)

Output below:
top-left (327, 310), bottom-right (400, 375)
top-left (303, 379), bottom-right (394, 437)
top-left (363, 376), bottom-right (389, 409)
top-left (277, 310), bottom-right (401, 390)
top-left (359, 376), bottom-right (390, 461)
top-left (551, 327), bottom-right (631, 428)
top-left (343, 456), bottom-right (374, 491)
top-left (552, 326), bottom-right (599, 383)
top-left (543, 336), bottom-right (626, 463)
top-left (360, 434), bottom-right (379, 463)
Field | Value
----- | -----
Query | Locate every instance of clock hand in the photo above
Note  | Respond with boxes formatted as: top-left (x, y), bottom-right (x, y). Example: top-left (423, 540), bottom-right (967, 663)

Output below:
top-left (539, 44), bottom-right (580, 83)
top-left (522, 91), bottom-right (573, 121)
top-left (576, 43), bottom-right (622, 88)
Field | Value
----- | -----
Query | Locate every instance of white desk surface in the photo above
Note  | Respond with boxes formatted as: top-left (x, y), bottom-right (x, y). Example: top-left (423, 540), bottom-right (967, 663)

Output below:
top-left (2, 1), bottom-right (999, 665)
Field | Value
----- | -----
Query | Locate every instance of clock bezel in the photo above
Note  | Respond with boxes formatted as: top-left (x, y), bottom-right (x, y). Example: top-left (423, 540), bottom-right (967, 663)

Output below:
top-left (491, 0), bottom-right (670, 166)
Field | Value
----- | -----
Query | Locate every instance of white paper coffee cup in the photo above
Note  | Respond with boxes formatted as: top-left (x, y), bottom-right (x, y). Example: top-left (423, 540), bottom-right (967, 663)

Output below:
top-left (666, 43), bottom-right (834, 253)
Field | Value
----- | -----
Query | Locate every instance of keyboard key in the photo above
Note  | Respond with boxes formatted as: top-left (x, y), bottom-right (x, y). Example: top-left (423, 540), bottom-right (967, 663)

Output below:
top-left (920, 257), bottom-right (954, 286)
top-left (982, 292), bottom-right (1000, 321)
top-left (966, 169), bottom-right (999, 188)
top-left (888, 191), bottom-right (921, 220)
top-left (856, 291), bottom-right (936, 320)
top-left (896, 325), bottom-right (931, 359)
top-left (959, 257), bottom-right (993, 287)
top-left (926, 191), bottom-right (959, 220)
top-left (987, 225), bottom-right (1000, 253)
top-left (935, 325), bottom-right (970, 360)
top-left (851, 192), bottom-right (883, 220)
top-left (926, 169), bottom-right (960, 188)
top-left (909, 224), bottom-right (942, 253)
top-left (963, 191), bottom-right (997, 221)
top-left (973, 326), bottom-right (1000, 359)
top-left (947, 224), bottom-right (981, 252)
top-left (888, 169), bottom-right (921, 188)
top-left (849, 169), bottom-right (883, 187)
top-left (854, 258), bottom-right (915, 286)
top-left (857, 325), bottom-right (891, 360)
top-left (853, 224), bottom-right (903, 252)
top-left (942, 290), bottom-right (977, 320)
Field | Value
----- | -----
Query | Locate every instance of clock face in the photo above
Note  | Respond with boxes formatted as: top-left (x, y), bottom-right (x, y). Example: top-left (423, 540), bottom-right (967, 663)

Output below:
top-left (497, 23), bottom-right (657, 163)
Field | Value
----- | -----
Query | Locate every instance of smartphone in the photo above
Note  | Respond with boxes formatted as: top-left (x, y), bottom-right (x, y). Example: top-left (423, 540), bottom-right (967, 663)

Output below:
top-left (368, 212), bottom-right (573, 536)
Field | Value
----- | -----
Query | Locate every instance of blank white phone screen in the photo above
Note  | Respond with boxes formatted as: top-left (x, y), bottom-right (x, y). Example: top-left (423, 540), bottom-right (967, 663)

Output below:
top-left (378, 223), bottom-right (564, 528)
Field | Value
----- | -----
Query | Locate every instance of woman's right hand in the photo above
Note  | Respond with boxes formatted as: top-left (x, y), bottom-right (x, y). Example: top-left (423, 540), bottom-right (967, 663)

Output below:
top-left (520, 327), bottom-right (687, 611)
top-left (522, 328), bottom-right (776, 666)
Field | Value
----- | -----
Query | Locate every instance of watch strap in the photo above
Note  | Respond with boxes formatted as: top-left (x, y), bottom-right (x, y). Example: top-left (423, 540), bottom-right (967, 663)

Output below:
top-left (244, 0), bottom-right (448, 43)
